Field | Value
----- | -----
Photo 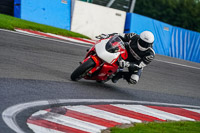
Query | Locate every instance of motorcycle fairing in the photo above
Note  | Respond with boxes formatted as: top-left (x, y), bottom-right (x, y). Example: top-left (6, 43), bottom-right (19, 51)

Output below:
top-left (77, 35), bottom-right (129, 82)
top-left (95, 39), bottom-right (121, 64)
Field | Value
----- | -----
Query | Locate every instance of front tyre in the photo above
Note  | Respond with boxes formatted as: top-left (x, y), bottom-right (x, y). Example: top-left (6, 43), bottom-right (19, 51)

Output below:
top-left (71, 58), bottom-right (95, 81)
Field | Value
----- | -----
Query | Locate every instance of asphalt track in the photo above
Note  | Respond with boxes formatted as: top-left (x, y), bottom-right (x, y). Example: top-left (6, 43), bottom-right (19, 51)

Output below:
top-left (0, 29), bottom-right (200, 133)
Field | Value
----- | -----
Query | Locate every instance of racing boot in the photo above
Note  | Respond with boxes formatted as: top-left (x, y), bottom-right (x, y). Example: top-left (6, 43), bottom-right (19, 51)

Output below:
top-left (112, 72), bottom-right (123, 83)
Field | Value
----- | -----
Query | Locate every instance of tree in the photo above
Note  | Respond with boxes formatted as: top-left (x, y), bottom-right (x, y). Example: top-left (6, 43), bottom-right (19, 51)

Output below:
top-left (134, 0), bottom-right (200, 32)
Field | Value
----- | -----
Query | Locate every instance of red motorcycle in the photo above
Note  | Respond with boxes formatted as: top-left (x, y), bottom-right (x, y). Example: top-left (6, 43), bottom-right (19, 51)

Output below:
top-left (71, 35), bottom-right (128, 83)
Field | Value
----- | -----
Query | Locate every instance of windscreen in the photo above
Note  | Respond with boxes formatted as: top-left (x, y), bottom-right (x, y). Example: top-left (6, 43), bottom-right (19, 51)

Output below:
top-left (105, 35), bottom-right (125, 53)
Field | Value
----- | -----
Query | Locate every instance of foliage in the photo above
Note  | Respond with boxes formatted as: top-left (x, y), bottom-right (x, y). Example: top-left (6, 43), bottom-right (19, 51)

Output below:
top-left (134, 0), bottom-right (200, 32)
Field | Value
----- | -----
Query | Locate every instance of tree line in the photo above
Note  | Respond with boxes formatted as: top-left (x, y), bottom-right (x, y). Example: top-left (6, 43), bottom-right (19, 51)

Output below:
top-left (134, 0), bottom-right (200, 32)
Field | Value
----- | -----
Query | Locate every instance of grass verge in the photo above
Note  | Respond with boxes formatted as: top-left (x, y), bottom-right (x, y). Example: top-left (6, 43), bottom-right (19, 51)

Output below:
top-left (0, 13), bottom-right (90, 39)
top-left (110, 121), bottom-right (200, 133)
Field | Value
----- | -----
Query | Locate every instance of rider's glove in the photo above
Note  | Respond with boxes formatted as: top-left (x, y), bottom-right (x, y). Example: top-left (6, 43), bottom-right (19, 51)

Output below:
top-left (119, 60), bottom-right (130, 68)
top-left (96, 34), bottom-right (110, 39)
top-left (132, 63), bottom-right (141, 70)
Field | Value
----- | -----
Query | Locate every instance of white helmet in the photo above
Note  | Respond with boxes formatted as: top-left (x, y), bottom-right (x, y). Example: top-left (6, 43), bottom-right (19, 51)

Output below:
top-left (138, 31), bottom-right (154, 51)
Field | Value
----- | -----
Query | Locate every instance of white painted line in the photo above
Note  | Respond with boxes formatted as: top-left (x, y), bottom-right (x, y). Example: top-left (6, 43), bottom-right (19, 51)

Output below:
top-left (32, 110), bottom-right (106, 133)
top-left (0, 29), bottom-right (92, 48)
top-left (15, 29), bottom-right (94, 46)
top-left (27, 123), bottom-right (65, 133)
top-left (15, 29), bottom-right (44, 37)
top-left (154, 59), bottom-right (200, 70)
top-left (64, 105), bottom-right (142, 123)
top-left (82, 38), bottom-right (97, 43)
top-left (16, 29), bottom-right (93, 47)
top-left (46, 33), bottom-right (93, 44)
top-left (184, 108), bottom-right (200, 114)
top-left (16, 29), bottom-right (97, 44)
top-left (112, 105), bottom-right (194, 121)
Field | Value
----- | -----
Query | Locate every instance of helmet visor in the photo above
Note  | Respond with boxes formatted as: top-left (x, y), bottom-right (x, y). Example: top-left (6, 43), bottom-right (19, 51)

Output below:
top-left (139, 39), bottom-right (153, 48)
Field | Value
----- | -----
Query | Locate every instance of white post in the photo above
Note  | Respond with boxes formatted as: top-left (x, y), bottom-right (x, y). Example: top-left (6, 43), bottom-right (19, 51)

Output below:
top-left (129, 0), bottom-right (136, 12)
top-left (106, 0), bottom-right (115, 7)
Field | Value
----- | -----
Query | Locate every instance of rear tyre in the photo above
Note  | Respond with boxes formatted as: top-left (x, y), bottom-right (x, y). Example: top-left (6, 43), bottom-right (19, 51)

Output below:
top-left (71, 58), bottom-right (95, 81)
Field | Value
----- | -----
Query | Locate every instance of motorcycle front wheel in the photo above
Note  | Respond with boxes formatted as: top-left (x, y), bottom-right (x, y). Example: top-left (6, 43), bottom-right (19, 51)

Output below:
top-left (71, 58), bottom-right (96, 81)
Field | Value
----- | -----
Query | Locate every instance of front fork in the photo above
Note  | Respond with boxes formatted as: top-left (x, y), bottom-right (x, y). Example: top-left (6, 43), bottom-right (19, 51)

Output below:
top-left (82, 55), bottom-right (102, 76)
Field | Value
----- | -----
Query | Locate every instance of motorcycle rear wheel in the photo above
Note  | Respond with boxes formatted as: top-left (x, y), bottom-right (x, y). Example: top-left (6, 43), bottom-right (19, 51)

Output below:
top-left (71, 58), bottom-right (95, 81)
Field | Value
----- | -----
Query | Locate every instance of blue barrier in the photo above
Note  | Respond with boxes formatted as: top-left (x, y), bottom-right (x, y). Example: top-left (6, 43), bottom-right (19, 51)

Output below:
top-left (170, 27), bottom-right (200, 63)
top-left (14, 0), bottom-right (21, 18)
top-left (14, 0), bottom-right (71, 30)
top-left (125, 13), bottom-right (200, 63)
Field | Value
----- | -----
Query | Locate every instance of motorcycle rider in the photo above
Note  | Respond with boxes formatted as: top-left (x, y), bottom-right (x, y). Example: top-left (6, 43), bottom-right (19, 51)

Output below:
top-left (96, 31), bottom-right (155, 84)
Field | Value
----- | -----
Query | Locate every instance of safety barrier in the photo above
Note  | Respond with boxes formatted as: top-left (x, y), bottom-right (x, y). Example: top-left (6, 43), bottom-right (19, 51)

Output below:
top-left (14, 0), bottom-right (71, 30)
top-left (71, 1), bottom-right (126, 39)
top-left (125, 13), bottom-right (200, 63)
top-left (170, 27), bottom-right (200, 62)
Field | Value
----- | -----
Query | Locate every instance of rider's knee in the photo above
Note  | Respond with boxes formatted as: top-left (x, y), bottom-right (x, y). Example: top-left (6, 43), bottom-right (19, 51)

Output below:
top-left (129, 74), bottom-right (139, 84)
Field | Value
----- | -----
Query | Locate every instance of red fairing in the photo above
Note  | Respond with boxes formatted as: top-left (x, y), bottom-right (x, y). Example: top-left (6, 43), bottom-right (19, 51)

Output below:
top-left (120, 49), bottom-right (128, 60)
top-left (85, 62), bottom-right (118, 81)
top-left (72, 35), bottom-right (128, 82)
top-left (84, 46), bottom-right (95, 59)
top-left (95, 63), bottom-right (118, 80)
top-left (118, 43), bottom-right (128, 60)
top-left (88, 55), bottom-right (102, 74)
top-left (109, 43), bottom-right (128, 64)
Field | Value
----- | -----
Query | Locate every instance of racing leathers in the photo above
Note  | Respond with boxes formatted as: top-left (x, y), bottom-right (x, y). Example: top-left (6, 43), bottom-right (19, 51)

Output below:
top-left (110, 33), bottom-right (155, 84)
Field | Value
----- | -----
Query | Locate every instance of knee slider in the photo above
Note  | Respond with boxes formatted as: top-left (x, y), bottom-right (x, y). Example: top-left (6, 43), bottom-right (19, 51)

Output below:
top-left (129, 74), bottom-right (139, 84)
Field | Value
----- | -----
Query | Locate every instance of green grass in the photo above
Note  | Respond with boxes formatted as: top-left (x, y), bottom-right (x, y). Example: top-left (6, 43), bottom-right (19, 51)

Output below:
top-left (110, 121), bottom-right (200, 133)
top-left (0, 13), bottom-right (90, 39)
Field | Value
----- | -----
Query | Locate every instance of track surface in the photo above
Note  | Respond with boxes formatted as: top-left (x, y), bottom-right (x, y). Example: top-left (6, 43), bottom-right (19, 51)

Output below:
top-left (0, 29), bottom-right (200, 133)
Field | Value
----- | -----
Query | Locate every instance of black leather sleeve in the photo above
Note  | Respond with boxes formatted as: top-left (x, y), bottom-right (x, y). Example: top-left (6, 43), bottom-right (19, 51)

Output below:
top-left (129, 62), bottom-right (141, 71)
top-left (108, 33), bottom-right (118, 37)
top-left (123, 33), bottom-right (137, 41)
